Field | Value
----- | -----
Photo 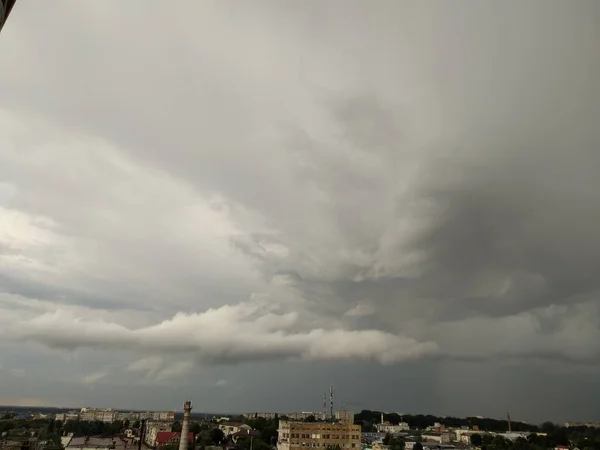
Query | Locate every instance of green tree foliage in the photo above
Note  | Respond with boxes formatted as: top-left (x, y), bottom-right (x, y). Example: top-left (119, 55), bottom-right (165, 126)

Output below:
top-left (354, 411), bottom-right (537, 433)
top-left (196, 430), bottom-right (213, 447)
top-left (209, 428), bottom-right (225, 445)
top-left (237, 437), bottom-right (270, 450)
top-left (471, 434), bottom-right (483, 447)
top-left (190, 422), bottom-right (202, 435)
top-left (414, 442), bottom-right (423, 450)
top-left (244, 417), bottom-right (279, 445)
top-left (383, 434), bottom-right (405, 450)
top-left (172, 421), bottom-right (182, 433)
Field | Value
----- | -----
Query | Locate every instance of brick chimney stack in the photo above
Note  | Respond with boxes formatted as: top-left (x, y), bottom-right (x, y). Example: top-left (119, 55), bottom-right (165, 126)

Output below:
top-left (178, 401), bottom-right (192, 450)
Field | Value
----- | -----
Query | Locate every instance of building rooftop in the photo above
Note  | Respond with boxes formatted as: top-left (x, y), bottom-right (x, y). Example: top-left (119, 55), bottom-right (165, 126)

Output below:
top-left (156, 432), bottom-right (194, 446)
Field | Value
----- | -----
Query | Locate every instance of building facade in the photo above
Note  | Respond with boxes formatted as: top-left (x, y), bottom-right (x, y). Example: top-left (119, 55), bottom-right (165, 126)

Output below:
top-left (376, 422), bottom-right (410, 434)
top-left (146, 422), bottom-right (174, 447)
top-left (80, 408), bottom-right (115, 423)
top-left (277, 421), bottom-right (361, 450)
top-left (218, 423), bottom-right (252, 436)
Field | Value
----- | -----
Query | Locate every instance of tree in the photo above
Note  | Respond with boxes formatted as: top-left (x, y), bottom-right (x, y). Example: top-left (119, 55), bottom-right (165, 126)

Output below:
top-left (237, 437), bottom-right (270, 450)
top-left (385, 436), bottom-right (405, 450)
top-left (471, 434), bottom-right (483, 447)
top-left (109, 420), bottom-right (124, 436)
top-left (172, 421), bottom-right (182, 433)
top-left (190, 422), bottom-right (202, 435)
top-left (209, 428), bottom-right (225, 445)
top-left (490, 435), bottom-right (509, 450)
top-left (541, 422), bottom-right (556, 434)
top-left (305, 415), bottom-right (316, 423)
top-left (414, 443), bottom-right (423, 450)
top-left (196, 431), bottom-right (213, 447)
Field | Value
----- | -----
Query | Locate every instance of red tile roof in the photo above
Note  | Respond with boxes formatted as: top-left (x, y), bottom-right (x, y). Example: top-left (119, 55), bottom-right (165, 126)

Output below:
top-left (156, 432), bottom-right (194, 445)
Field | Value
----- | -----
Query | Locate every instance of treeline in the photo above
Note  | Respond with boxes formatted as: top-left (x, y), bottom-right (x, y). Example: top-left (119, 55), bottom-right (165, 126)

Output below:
top-left (62, 419), bottom-right (125, 437)
top-left (469, 429), bottom-right (578, 450)
top-left (354, 410), bottom-right (537, 432)
top-left (0, 418), bottom-right (62, 448)
top-left (0, 418), bottom-right (61, 435)
top-left (243, 417), bottom-right (279, 446)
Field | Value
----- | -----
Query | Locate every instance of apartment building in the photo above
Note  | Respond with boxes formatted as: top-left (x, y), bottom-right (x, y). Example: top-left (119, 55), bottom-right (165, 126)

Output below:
top-left (277, 421), bottom-right (361, 450)
top-left (80, 408), bottom-right (115, 423)
top-left (55, 412), bottom-right (80, 422)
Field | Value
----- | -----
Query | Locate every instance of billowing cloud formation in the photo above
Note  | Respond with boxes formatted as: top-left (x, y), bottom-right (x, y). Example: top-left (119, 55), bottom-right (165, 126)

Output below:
top-left (1, 302), bottom-right (439, 365)
top-left (1, 0), bottom-right (600, 419)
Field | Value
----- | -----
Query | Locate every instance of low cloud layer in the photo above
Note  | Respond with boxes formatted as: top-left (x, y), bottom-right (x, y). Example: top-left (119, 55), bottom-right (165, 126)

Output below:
top-left (1, 0), bottom-right (600, 420)
top-left (1, 302), bottom-right (439, 365)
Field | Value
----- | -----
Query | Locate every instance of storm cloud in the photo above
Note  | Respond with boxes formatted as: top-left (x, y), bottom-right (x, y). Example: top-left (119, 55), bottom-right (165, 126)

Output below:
top-left (1, 0), bottom-right (600, 421)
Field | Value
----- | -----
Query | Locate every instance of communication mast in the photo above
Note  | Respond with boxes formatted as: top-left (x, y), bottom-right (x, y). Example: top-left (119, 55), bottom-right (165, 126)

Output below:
top-left (329, 384), bottom-right (334, 421)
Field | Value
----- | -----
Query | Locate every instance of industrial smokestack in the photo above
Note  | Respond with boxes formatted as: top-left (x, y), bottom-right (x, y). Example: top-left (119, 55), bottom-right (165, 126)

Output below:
top-left (322, 393), bottom-right (326, 421)
top-left (178, 401), bottom-right (192, 450)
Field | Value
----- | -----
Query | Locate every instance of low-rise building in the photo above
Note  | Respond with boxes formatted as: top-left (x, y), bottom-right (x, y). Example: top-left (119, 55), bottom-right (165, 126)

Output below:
top-left (376, 422), bottom-right (410, 434)
top-left (146, 422), bottom-right (174, 447)
top-left (423, 433), bottom-right (443, 444)
top-left (362, 432), bottom-right (386, 443)
top-left (497, 433), bottom-right (531, 442)
top-left (155, 432), bottom-right (193, 448)
top-left (218, 423), bottom-right (252, 436)
top-left (404, 440), bottom-right (416, 450)
top-left (231, 429), bottom-right (261, 444)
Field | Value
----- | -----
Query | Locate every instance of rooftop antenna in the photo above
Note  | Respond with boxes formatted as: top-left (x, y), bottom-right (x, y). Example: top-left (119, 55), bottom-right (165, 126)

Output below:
top-left (329, 384), bottom-right (334, 421)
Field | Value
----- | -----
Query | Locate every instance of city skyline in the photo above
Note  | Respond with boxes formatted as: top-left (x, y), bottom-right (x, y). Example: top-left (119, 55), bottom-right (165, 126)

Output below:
top-left (1, 1), bottom-right (600, 424)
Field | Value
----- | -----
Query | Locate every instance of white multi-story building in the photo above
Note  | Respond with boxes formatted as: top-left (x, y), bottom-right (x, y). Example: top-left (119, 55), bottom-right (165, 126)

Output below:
top-left (376, 422), bottom-right (410, 433)
top-left (56, 412), bottom-right (80, 422)
top-left (80, 408), bottom-right (115, 423)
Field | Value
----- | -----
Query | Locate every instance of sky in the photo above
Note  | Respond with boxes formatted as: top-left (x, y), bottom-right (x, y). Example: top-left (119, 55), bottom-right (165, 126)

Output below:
top-left (0, 0), bottom-right (600, 424)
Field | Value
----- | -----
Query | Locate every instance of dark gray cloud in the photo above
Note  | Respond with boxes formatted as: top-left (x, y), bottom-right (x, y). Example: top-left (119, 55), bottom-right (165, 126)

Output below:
top-left (1, 0), bottom-right (600, 422)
